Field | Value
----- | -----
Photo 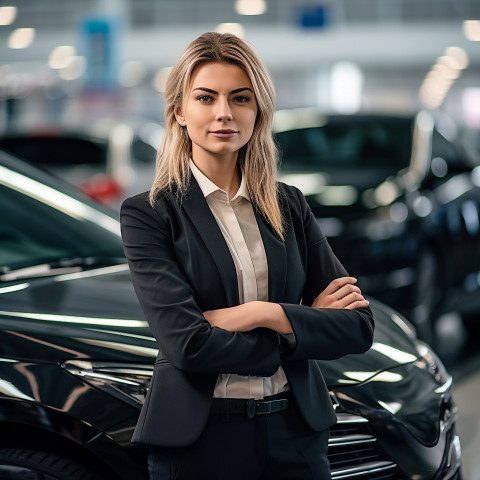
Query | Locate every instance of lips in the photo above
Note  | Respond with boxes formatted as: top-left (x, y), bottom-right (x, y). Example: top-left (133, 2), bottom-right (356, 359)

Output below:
top-left (209, 129), bottom-right (239, 139)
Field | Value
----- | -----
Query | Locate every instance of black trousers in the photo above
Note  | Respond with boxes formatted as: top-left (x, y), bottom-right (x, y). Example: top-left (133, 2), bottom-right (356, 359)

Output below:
top-left (148, 392), bottom-right (331, 480)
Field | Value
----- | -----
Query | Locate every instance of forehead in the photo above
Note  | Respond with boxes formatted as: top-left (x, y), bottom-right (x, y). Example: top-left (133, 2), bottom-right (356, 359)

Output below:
top-left (188, 62), bottom-right (253, 90)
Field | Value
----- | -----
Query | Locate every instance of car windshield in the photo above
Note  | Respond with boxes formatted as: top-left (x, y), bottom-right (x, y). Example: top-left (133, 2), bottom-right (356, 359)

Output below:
top-left (275, 117), bottom-right (413, 173)
top-left (0, 157), bottom-right (125, 273)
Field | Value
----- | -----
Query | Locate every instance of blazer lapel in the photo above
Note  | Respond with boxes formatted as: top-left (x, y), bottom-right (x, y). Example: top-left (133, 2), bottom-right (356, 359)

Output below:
top-left (254, 208), bottom-right (287, 303)
top-left (182, 177), bottom-right (239, 306)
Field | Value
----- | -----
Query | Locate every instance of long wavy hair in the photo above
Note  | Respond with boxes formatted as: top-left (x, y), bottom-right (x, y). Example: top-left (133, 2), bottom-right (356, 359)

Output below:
top-left (149, 31), bottom-right (285, 239)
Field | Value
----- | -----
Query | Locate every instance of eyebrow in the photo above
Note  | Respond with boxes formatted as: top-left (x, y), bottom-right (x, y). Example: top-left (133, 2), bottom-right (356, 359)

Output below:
top-left (192, 87), bottom-right (254, 94)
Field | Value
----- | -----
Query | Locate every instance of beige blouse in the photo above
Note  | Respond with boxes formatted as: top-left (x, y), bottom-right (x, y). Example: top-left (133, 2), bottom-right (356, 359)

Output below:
top-left (190, 160), bottom-right (290, 399)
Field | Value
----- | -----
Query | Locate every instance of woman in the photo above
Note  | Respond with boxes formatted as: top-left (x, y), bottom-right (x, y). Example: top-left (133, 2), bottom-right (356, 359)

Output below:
top-left (121, 31), bottom-right (374, 480)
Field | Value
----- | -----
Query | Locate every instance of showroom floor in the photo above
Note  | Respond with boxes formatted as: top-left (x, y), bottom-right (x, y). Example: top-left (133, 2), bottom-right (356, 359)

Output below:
top-left (452, 336), bottom-right (480, 480)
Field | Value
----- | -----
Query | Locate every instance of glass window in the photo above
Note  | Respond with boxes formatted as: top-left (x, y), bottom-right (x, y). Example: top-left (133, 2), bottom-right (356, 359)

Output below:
top-left (0, 161), bottom-right (124, 272)
top-left (275, 117), bottom-right (413, 174)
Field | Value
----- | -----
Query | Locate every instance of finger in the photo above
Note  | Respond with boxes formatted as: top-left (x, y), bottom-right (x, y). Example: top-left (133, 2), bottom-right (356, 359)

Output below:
top-left (338, 291), bottom-right (365, 307)
top-left (324, 276), bottom-right (357, 295)
top-left (344, 299), bottom-right (370, 310)
top-left (336, 284), bottom-right (361, 300)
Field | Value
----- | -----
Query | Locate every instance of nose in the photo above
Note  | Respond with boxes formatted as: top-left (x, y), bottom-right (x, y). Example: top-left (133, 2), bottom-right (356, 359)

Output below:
top-left (215, 97), bottom-right (232, 122)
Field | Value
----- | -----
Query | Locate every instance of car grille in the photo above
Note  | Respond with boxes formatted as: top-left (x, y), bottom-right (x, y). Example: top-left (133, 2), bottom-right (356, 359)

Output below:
top-left (328, 414), bottom-right (403, 479)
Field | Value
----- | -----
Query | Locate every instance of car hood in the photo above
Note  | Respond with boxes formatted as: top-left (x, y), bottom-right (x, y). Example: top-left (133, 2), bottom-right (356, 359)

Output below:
top-left (317, 298), bottom-right (419, 388)
top-left (0, 266), bottom-right (419, 385)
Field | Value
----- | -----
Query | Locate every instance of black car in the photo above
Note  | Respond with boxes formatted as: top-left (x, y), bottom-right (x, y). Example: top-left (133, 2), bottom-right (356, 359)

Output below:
top-left (275, 109), bottom-right (479, 359)
top-left (0, 120), bottom-right (161, 208)
top-left (0, 151), bottom-right (461, 479)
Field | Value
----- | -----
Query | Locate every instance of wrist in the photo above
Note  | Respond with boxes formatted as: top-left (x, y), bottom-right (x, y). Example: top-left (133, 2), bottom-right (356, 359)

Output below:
top-left (267, 303), bottom-right (284, 329)
top-left (260, 302), bottom-right (291, 333)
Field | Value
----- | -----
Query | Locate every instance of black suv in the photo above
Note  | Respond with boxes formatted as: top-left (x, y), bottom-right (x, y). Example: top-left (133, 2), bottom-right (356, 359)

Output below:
top-left (275, 110), bottom-right (478, 360)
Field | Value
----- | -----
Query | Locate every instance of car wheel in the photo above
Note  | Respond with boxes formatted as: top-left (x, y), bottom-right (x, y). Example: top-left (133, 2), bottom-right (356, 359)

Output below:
top-left (0, 447), bottom-right (106, 480)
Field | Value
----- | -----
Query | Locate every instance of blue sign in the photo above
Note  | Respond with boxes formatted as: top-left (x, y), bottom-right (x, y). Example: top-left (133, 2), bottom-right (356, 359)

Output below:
top-left (79, 16), bottom-right (122, 89)
top-left (298, 5), bottom-right (330, 29)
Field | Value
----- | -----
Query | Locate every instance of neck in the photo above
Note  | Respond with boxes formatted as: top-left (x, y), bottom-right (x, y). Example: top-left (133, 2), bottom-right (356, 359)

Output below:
top-left (192, 152), bottom-right (241, 199)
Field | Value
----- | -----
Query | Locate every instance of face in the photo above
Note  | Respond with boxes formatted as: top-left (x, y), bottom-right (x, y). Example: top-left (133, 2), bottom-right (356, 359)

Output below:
top-left (175, 62), bottom-right (258, 164)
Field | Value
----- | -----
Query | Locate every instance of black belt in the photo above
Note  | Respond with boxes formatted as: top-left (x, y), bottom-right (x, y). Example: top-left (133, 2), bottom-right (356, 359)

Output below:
top-left (211, 391), bottom-right (291, 419)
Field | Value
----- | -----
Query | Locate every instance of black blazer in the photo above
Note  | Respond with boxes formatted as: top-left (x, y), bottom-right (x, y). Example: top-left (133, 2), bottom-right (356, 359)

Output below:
top-left (120, 178), bottom-right (374, 447)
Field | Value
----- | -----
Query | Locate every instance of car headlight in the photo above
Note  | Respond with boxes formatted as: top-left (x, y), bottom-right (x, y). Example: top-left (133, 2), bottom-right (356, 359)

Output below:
top-left (415, 341), bottom-right (452, 393)
top-left (62, 360), bottom-right (153, 408)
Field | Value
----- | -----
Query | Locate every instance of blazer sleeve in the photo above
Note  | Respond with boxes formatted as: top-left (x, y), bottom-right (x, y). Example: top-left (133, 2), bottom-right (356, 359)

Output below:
top-left (279, 187), bottom-right (375, 361)
top-left (120, 194), bottom-right (281, 377)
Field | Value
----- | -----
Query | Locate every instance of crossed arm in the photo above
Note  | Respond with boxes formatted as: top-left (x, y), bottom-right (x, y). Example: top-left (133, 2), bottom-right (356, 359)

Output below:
top-left (204, 276), bottom-right (370, 335)
top-left (122, 191), bottom-right (373, 370)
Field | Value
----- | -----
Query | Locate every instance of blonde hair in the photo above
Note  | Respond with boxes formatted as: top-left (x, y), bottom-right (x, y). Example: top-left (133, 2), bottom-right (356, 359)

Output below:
top-left (150, 31), bottom-right (284, 239)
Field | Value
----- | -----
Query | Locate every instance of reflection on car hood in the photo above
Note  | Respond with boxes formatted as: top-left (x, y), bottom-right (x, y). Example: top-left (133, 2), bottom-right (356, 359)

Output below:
top-left (0, 265), bottom-right (156, 364)
top-left (0, 267), bottom-right (419, 385)
top-left (318, 298), bottom-right (419, 387)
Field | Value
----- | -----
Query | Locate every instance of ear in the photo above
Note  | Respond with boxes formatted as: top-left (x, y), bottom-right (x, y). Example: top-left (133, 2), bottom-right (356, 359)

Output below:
top-left (174, 106), bottom-right (186, 126)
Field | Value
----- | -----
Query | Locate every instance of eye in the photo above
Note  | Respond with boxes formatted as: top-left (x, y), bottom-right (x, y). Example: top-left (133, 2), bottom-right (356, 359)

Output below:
top-left (196, 94), bottom-right (214, 103)
top-left (233, 95), bottom-right (252, 104)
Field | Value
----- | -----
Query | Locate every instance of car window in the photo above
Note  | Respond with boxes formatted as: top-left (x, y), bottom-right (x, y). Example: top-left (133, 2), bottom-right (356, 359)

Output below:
top-left (0, 164), bottom-right (125, 271)
top-left (0, 136), bottom-right (108, 167)
top-left (276, 119), bottom-right (412, 173)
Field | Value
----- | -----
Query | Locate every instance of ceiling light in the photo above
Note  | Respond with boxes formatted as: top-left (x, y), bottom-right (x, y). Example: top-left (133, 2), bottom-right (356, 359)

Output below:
top-left (235, 0), bottom-right (267, 15)
top-left (8, 27), bottom-right (35, 49)
top-left (432, 60), bottom-right (460, 80)
top-left (0, 6), bottom-right (17, 25)
top-left (445, 46), bottom-right (469, 69)
top-left (330, 61), bottom-right (363, 114)
top-left (419, 85), bottom-right (444, 109)
top-left (437, 55), bottom-right (462, 73)
top-left (463, 20), bottom-right (480, 41)
top-left (215, 23), bottom-right (245, 38)
top-left (419, 83), bottom-right (449, 109)
top-left (420, 45), bottom-right (467, 109)
top-left (49, 45), bottom-right (76, 69)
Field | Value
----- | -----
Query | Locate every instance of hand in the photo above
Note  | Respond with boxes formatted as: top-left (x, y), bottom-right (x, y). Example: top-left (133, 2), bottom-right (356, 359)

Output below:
top-left (311, 277), bottom-right (369, 310)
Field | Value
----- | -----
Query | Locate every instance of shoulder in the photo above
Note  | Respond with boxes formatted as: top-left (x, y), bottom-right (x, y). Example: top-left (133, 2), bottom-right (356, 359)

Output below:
top-left (277, 181), bottom-right (309, 216)
top-left (121, 190), bottom-right (173, 215)
top-left (278, 182), bottom-right (325, 244)
top-left (121, 191), bottom-right (150, 210)
top-left (277, 181), bottom-right (303, 198)
top-left (120, 191), bottom-right (173, 228)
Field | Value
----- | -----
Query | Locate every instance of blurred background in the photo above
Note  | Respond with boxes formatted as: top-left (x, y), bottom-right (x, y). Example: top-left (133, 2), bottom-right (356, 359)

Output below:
top-left (1, 1), bottom-right (479, 115)
top-left (1, 0), bottom-right (480, 208)
top-left (1, 0), bottom-right (479, 139)
top-left (1, 0), bottom-right (480, 477)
